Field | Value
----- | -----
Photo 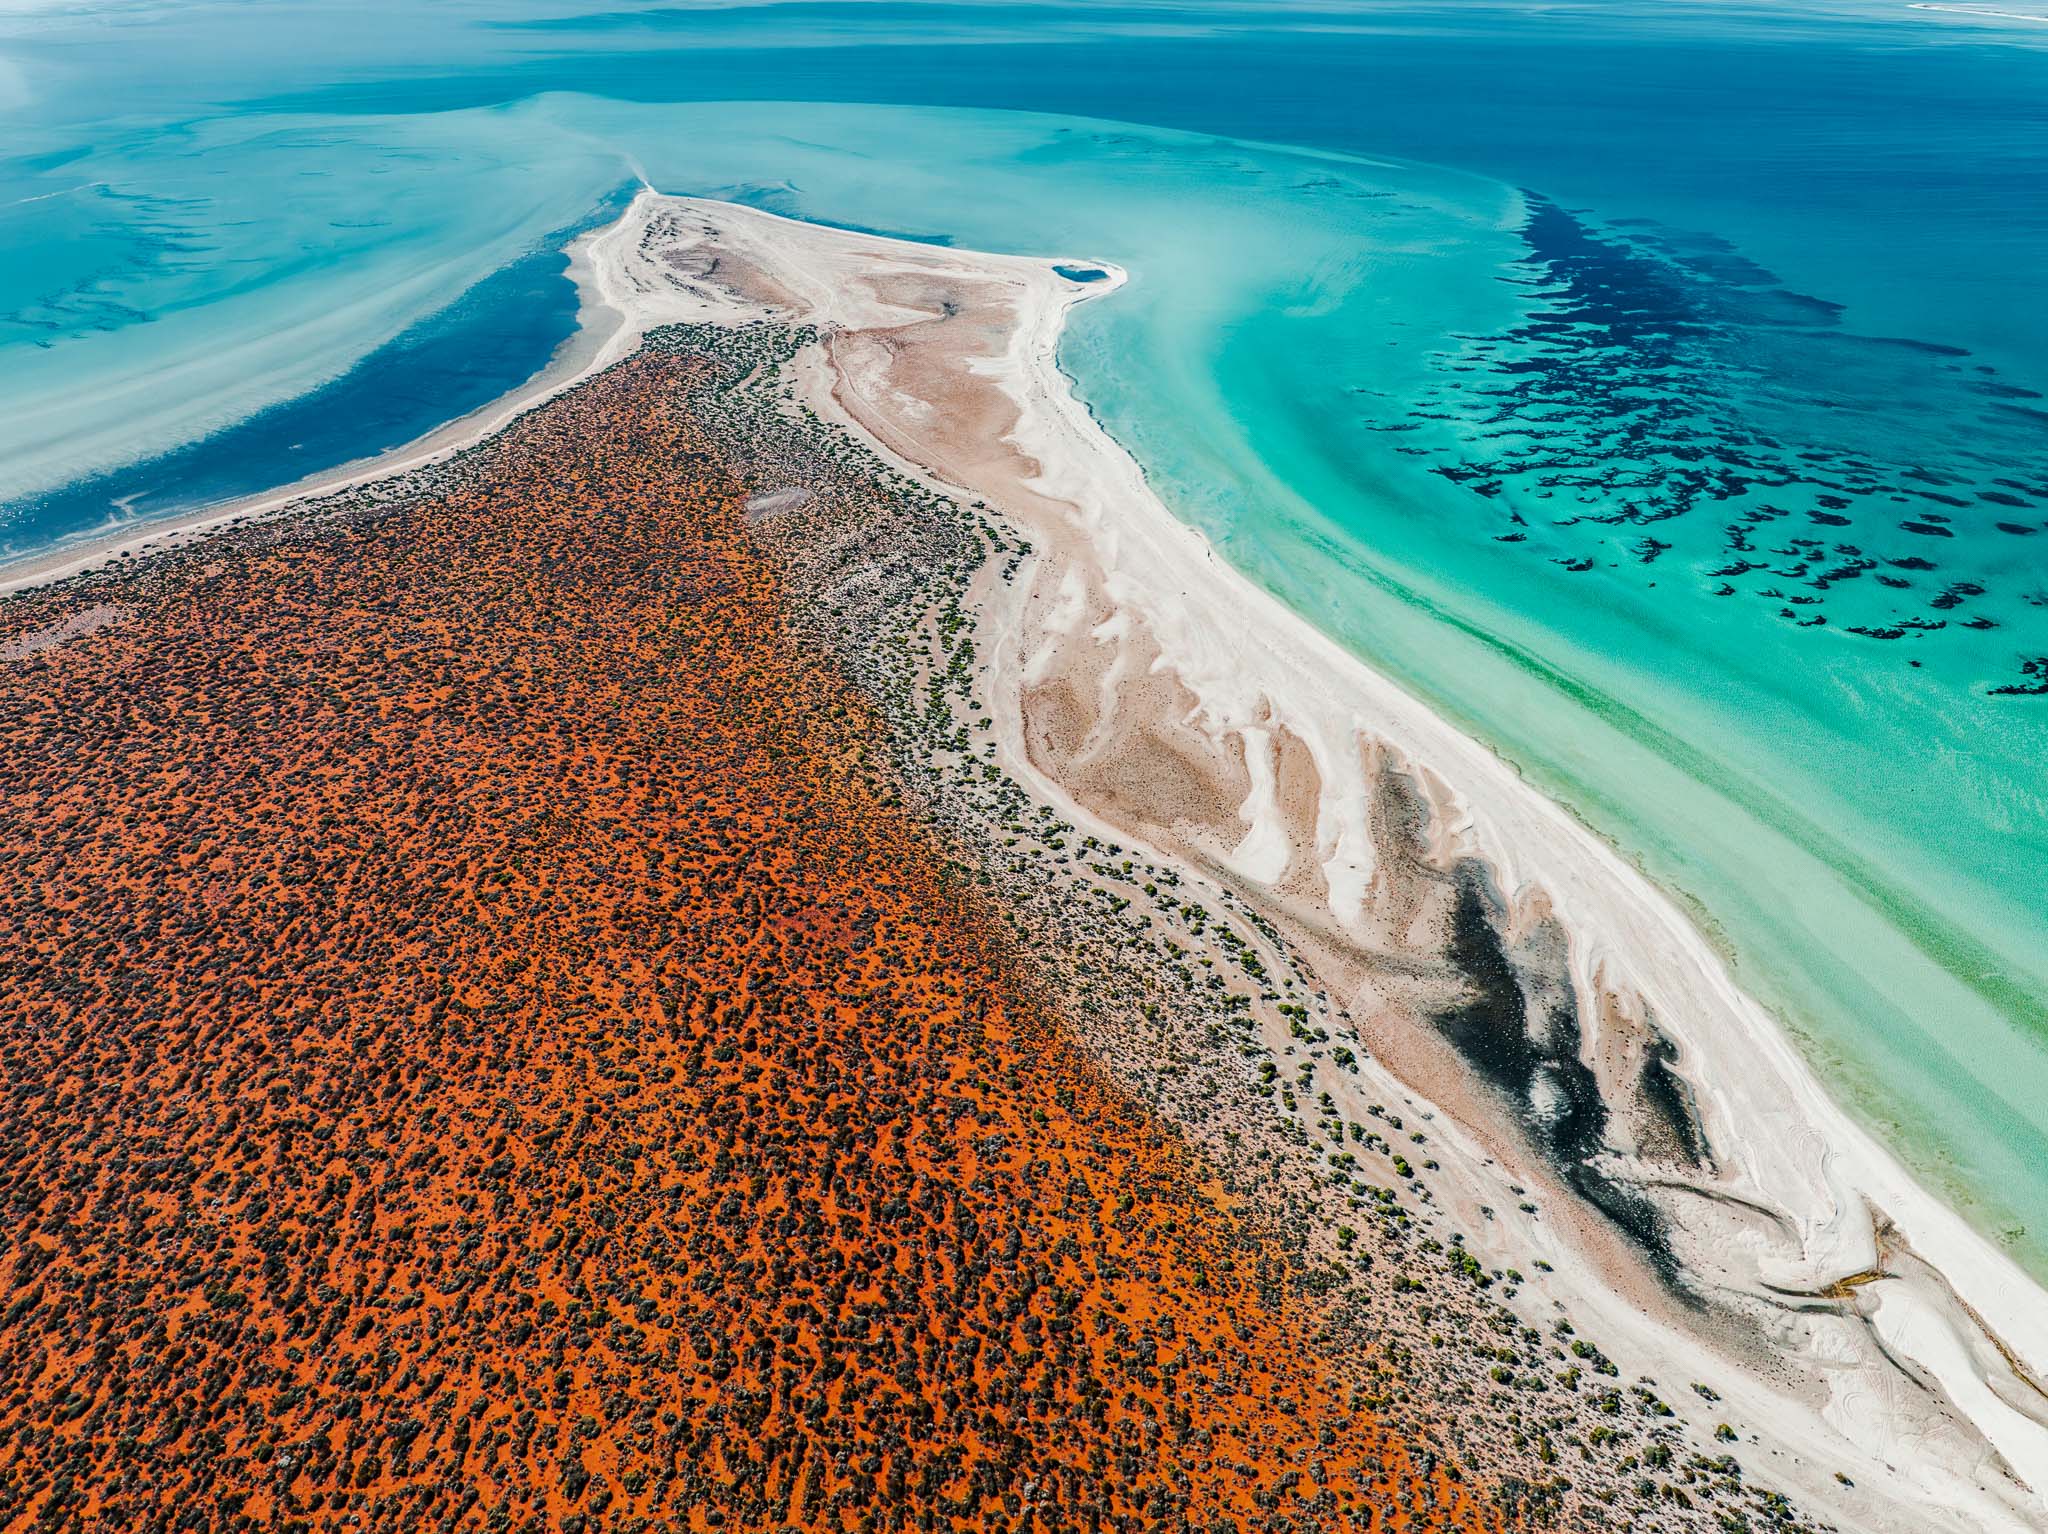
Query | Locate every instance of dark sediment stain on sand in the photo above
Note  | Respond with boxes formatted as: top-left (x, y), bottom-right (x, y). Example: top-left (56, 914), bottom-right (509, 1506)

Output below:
top-left (1432, 870), bottom-right (1678, 1281)
top-left (1637, 1034), bottom-right (1712, 1172)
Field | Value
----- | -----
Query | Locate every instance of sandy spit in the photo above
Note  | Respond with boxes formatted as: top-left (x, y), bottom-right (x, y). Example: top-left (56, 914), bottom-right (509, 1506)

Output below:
top-left (14, 187), bottom-right (2048, 1531)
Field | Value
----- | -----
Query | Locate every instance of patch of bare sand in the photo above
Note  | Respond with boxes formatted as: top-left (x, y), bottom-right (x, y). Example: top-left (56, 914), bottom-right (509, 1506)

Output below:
top-left (0, 602), bottom-right (126, 660)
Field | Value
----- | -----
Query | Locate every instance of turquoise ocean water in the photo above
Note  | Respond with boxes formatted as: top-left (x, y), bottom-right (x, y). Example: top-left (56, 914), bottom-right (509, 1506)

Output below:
top-left (4, 2), bottom-right (2047, 1271)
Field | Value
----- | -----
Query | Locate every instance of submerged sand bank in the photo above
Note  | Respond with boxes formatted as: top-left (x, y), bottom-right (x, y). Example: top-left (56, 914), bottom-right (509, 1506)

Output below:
top-left (580, 192), bottom-right (2048, 1531)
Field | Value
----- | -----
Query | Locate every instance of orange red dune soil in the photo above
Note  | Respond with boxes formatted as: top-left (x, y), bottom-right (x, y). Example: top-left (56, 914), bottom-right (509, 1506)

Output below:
top-left (0, 349), bottom-right (1503, 1534)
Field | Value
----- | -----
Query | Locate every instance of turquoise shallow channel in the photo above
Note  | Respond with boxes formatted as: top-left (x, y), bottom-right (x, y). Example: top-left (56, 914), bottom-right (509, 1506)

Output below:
top-left (4, 2), bottom-right (2046, 1273)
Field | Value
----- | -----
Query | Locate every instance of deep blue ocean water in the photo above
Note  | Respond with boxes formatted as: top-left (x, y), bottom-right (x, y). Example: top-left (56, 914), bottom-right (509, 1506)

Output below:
top-left (4, 0), bottom-right (2047, 1270)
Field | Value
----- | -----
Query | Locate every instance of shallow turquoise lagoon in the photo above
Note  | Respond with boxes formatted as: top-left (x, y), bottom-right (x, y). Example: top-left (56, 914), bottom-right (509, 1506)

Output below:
top-left (3, 3), bottom-right (2045, 1273)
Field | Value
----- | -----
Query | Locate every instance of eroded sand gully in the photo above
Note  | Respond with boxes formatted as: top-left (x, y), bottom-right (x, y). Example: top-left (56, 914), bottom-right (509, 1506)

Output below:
top-left (601, 193), bottom-right (2048, 1531)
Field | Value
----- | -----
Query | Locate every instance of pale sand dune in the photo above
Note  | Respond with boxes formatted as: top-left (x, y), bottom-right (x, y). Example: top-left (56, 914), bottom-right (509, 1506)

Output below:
top-left (601, 192), bottom-right (2048, 1532)
top-left (13, 189), bottom-right (2047, 1530)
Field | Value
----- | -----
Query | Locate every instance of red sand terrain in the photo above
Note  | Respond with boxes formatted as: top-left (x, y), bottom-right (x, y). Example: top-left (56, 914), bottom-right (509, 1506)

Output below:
top-left (0, 351), bottom-right (1502, 1534)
